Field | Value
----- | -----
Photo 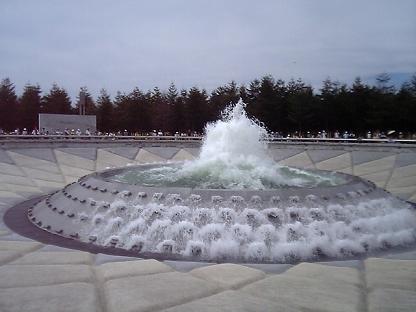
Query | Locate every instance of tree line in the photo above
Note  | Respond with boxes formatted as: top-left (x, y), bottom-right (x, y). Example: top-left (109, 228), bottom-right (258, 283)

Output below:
top-left (0, 73), bottom-right (415, 135)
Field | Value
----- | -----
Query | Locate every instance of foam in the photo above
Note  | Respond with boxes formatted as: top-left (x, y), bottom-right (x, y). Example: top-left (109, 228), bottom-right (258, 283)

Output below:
top-left (79, 196), bottom-right (416, 262)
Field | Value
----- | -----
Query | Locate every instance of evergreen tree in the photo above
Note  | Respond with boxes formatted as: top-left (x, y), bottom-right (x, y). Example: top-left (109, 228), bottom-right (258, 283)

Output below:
top-left (41, 83), bottom-right (72, 114)
top-left (0, 78), bottom-right (18, 132)
top-left (19, 84), bottom-right (42, 131)
top-left (172, 89), bottom-right (188, 132)
top-left (185, 87), bottom-right (210, 133)
top-left (287, 79), bottom-right (314, 134)
top-left (209, 81), bottom-right (240, 120)
top-left (151, 86), bottom-right (170, 132)
top-left (96, 89), bottom-right (114, 132)
top-left (167, 83), bottom-right (183, 133)
top-left (75, 86), bottom-right (96, 115)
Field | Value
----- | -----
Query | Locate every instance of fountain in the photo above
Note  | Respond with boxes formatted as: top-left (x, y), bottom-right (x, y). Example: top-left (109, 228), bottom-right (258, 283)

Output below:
top-left (26, 101), bottom-right (416, 263)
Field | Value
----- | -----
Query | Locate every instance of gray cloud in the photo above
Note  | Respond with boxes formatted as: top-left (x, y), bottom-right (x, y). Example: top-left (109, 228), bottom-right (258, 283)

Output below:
top-left (1, 0), bottom-right (415, 99)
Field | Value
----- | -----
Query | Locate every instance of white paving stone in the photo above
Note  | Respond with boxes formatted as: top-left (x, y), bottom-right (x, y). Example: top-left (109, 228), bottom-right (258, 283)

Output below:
top-left (360, 169), bottom-right (392, 188)
top-left (242, 266), bottom-right (364, 312)
top-left (284, 262), bottom-right (362, 286)
top-left (315, 152), bottom-right (351, 171)
top-left (0, 282), bottom-right (99, 312)
top-left (7, 152), bottom-right (61, 173)
top-left (190, 263), bottom-right (266, 289)
top-left (0, 162), bottom-right (27, 176)
top-left (98, 259), bottom-right (172, 280)
top-left (387, 175), bottom-right (416, 188)
top-left (96, 149), bottom-right (133, 170)
top-left (135, 148), bottom-right (166, 163)
top-left (21, 167), bottom-right (64, 182)
top-left (0, 264), bottom-right (94, 288)
top-left (0, 250), bottom-right (22, 265)
top-left (0, 174), bottom-right (36, 186)
top-left (161, 290), bottom-right (298, 312)
top-left (368, 288), bottom-right (416, 312)
top-left (278, 151), bottom-right (314, 168)
top-left (57, 147), bottom-right (97, 161)
top-left (365, 258), bottom-right (416, 292)
top-left (0, 240), bottom-right (42, 253)
top-left (10, 251), bottom-right (94, 265)
top-left (171, 149), bottom-right (195, 161)
top-left (353, 155), bottom-right (396, 176)
top-left (105, 271), bottom-right (220, 312)
top-left (59, 164), bottom-right (93, 178)
top-left (390, 163), bottom-right (416, 179)
top-left (267, 148), bottom-right (303, 162)
top-left (54, 150), bottom-right (96, 170)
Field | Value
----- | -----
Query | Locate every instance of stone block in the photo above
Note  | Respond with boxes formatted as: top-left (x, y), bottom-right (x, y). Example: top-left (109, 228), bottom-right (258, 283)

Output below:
top-left (163, 260), bottom-right (214, 272)
top-left (170, 149), bottom-right (195, 161)
top-left (368, 288), bottom-right (416, 312)
top-left (0, 163), bottom-right (25, 176)
top-left (267, 148), bottom-right (303, 162)
top-left (57, 148), bottom-right (97, 161)
top-left (105, 271), bottom-right (219, 312)
top-left (98, 259), bottom-right (172, 280)
top-left (353, 155), bottom-right (396, 176)
top-left (96, 149), bottom-right (133, 170)
top-left (21, 167), bottom-right (64, 182)
top-left (135, 149), bottom-right (166, 163)
top-left (145, 147), bottom-right (180, 160)
top-left (59, 164), bottom-right (93, 178)
top-left (94, 253), bottom-right (139, 265)
top-left (0, 282), bottom-right (98, 312)
top-left (395, 153), bottom-right (416, 168)
top-left (278, 151), bottom-right (314, 168)
top-left (10, 251), bottom-right (93, 265)
top-left (7, 151), bottom-right (61, 173)
top-left (0, 264), bottom-right (93, 288)
top-left (242, 273), bottom-right (363, 312)
top-left (0, 240), bottom-right (42, 253)
top-left (352, 151), bottom-right (395, 166)
top-left (9, 148), bottom-right (57, 163)
top-left (161, 290), bottom-right (298, 312)
top-left (103, 147), bottom-right (139, 160)
top-left (315, 153), bottom-right (351, 171)
top-left (0, 250), bottom-right (21, 265)
top-left (285, 262), bottom-right (362, 286)
top-left (55, 150), bottom-right (96, 170)
top-left (365, 258), bottom-right (416, 292)
top-left (190, 263), bottom-right (266, 289)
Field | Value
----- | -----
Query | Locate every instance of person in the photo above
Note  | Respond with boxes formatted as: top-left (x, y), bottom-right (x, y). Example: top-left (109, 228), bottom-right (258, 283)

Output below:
top-left (343, 131), bottom-right (349, 139)
top-left (85, 128), bottom-right (91, 136)
top-left (22, 128), bottom-right (28, 135)
top-left (76, 129), bottom-right (82, 136)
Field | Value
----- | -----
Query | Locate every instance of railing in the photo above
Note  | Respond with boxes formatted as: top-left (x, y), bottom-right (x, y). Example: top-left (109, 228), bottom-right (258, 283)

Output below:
top-left (0, 135), bottom-right (416, 145)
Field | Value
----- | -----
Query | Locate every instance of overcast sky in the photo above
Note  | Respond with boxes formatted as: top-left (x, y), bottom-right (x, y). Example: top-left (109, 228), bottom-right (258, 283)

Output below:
top-left (1, 0), bottom-right (415, 100)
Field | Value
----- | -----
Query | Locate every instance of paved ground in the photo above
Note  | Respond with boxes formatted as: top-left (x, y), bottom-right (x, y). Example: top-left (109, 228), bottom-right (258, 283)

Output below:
top-left (0, 145), bottom-right (415, 311)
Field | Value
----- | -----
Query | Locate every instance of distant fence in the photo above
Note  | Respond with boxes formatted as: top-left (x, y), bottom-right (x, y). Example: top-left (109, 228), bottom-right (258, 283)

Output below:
top-left (1, 135), bottom-right (416, 145)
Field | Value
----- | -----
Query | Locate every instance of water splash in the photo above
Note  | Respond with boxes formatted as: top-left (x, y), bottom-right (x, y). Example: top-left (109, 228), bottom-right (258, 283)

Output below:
top-left (115, 100), bottom-right (344, 189)
top-left (81, 195), bottom-right (416, 262)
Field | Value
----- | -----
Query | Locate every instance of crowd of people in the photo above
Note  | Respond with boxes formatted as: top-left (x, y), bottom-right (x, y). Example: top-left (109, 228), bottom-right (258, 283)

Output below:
top-left (1, 127), bottom-right (416, 140)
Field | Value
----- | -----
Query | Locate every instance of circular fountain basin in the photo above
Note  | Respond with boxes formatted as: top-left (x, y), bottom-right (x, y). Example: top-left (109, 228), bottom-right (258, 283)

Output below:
top-left (25, 163), bottom-right (416, 263)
